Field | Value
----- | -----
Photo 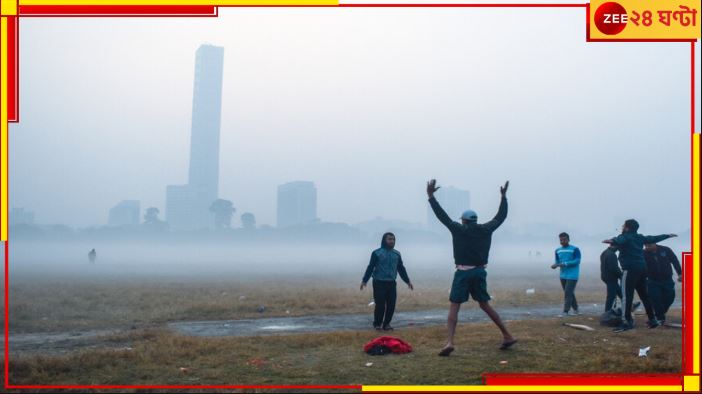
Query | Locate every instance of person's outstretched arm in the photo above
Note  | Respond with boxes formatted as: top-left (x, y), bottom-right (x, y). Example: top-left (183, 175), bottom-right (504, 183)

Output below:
top-left (427, 179), bottom-right (459, 231)
top-left (360, 252), bottom-right (378, 290)
top-left (482, 181), bottom-right (509, 232)
top-left (397, 255), bottom-right (413, 290)
top-left (643, 233), bottom-right (677, 244)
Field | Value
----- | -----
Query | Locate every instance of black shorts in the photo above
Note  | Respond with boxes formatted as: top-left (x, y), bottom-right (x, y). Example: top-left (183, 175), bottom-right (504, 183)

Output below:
top-left (449, 266), bottom-right (490, 304)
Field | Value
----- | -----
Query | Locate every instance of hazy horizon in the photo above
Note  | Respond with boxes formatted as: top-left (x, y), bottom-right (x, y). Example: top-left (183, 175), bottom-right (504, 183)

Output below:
top-left (9, 7), bottom-right (700, 236)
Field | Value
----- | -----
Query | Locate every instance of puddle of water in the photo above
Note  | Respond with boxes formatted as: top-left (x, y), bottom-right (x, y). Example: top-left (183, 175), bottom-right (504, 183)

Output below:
top-left (260, 325), bottom-right (306, 331)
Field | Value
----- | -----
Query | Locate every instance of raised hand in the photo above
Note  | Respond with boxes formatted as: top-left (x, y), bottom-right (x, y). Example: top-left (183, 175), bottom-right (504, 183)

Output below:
top-left (500, 181), bottom-right (510, 196)
top-left (427, 179), bottom-right (440, 197)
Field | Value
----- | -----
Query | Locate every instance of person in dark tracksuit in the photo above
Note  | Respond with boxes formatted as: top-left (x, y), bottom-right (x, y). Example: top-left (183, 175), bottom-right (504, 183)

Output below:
top-left (644, 243), bottom-right (682, 324)
top-left (603, 219), bottom-right (677, 332)
top-left (360, 232), bottom-right (413, 331)
top-left (600, 245), bottom-right (623, 313)
top-left (552, 232), bottom-right (581, 316)
top-left (427, 179), bottom-right (516, 356)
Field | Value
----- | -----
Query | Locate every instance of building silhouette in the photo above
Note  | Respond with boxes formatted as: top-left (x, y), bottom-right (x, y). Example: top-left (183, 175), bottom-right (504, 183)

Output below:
top-left (426, 186), bottom-right (471, 233)
top-left (9, 207), bottom-right (35, 226)
top-left (166, 44), bottom-right (225, 231)
top-left (108, 200), bottom-right (140, 226)
top-left (277, 181), bottom-right (317, 228)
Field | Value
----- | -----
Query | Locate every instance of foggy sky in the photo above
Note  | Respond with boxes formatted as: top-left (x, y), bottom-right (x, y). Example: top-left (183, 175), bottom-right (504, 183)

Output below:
top-left (10, 7), bottom-right (700, 236)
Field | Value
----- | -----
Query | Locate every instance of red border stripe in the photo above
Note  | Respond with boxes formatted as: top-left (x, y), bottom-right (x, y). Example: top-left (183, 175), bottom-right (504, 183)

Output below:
top-left (19, 5), bottom-right (217, 16)
top-left (482, 373), bottom-right (683, 386)
top-left (683, 253), bottom-right (693, 374)
top-left (6, 17), bottom-right (17, 123)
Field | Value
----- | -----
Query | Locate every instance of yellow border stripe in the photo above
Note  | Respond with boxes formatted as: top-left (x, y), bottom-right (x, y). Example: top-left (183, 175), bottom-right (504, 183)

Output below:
top-left (1, 17), bottom-right (8, 242)
top-left (19, 0), bottom-right (339, 6)
top-left (693, 132), bottom-right (700, 374)
top-left (362, 386), bottom-right (682, 392)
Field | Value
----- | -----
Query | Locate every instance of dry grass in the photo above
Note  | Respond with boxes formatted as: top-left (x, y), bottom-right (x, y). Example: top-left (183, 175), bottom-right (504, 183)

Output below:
top-left (3, 310), bottom-right (682, 388)
top-left (4, 272), bottom-right (638, 333)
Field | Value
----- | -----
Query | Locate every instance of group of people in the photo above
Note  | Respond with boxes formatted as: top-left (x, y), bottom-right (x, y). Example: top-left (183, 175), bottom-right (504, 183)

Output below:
top-left (550, 223), bottom-right (680, 332)
top-left (360, 179), bottom-right (682, 356)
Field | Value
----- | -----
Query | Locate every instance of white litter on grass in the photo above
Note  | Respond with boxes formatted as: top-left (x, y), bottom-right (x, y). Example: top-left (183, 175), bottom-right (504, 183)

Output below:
top-left (238, 295), bottom-right (247, 301)
top-left (365, 362), bottom-right (373, 367)
top-left (563, 323), bottom-right (595, 331)
top-left (639, 346), bottom-right (651, 357)
top-left (525, 288), bottom-right (535, 295)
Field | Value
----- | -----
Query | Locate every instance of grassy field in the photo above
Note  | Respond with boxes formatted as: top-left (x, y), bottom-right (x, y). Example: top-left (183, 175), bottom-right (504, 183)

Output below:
top-left (4, 270), bottom-right (645, 334)
top-left (4, 310), bottom-right (682, 387)
top-left (0, 265), bottom-right (685, 390)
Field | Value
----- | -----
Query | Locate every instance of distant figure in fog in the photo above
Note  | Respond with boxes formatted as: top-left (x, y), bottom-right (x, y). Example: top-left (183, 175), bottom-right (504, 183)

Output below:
top-left (88, 248), bottom-right (97, 264)
top-left (361, 232), bottom-right (413, 331)
top-left (427, 179), bottom-right (516, 356)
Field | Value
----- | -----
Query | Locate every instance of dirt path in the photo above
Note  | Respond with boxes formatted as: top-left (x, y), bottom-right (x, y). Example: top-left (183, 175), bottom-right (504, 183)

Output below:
top-left (6, 302), bottom-right (680, 356)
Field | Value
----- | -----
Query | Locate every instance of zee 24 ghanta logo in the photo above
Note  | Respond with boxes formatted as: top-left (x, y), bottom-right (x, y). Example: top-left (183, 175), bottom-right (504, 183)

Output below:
top-left (593, 1), bottom-right (697, 36)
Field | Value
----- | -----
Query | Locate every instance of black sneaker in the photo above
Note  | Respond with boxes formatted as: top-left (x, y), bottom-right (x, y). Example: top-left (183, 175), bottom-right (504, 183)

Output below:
top-left (382, 325), bottom-right (394, 331)
top-left (647, 319), bottom-right (660, 329)
top-left (373, 325), bottom-right (382, 331)
top-left (613, 323), bottom-right (633, 333)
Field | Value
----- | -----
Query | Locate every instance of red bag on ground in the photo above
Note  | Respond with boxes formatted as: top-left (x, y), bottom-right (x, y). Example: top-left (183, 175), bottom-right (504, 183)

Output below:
top-left (363, 336), bottom-right (413, 354)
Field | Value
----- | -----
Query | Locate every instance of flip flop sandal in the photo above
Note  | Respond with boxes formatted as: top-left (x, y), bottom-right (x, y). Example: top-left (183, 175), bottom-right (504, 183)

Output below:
top-left (438, 346), bottom-right (454, 357)
top-left (500, 339), bottom-right (518, 350)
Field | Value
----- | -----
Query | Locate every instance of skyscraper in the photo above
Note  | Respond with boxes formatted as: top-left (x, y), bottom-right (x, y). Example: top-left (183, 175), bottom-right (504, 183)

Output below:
top-left (166, 45), bottom-right (225, 231)
top-left (427, 186), bottom-right (471, 233)
top-left (277, 181), bottom-right (317, 228)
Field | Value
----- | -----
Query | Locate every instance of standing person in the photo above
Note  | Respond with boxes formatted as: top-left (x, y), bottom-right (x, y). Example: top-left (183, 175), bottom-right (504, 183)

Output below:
top-left (427, 179), bottom-right (517, 356)
top-left (600, 244), bottom-right (623, 313)
top-left (603, 219), bottom-right (677, 332)
top-left (88, 248), bottom-right (97, 264)
top-left (360, 232), bottom-right (414, 331)
top-left (644, 243), bottom-right (682, 324)
top-left (551, 233), bottom-right (581, 316)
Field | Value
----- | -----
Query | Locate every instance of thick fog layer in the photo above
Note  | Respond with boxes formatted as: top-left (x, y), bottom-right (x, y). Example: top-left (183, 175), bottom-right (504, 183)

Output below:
top-left (9, 7), bottom-right (698, 240)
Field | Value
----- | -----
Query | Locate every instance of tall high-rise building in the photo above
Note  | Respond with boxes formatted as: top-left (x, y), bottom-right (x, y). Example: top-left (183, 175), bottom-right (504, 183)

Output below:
top-left (108, 200), bottom-right (140, 226)
top-left (426, 186), bottom-right (471, 233)
top-left (166, 45), bottom-right (225, 231)
top-left (277, 181), bottom-right (317, 228)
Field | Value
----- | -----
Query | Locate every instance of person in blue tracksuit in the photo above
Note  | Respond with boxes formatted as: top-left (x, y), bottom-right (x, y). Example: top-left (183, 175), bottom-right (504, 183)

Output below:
top-left (360, 232), bottom-right (413, 331)
top-left (603, 219), bottom-right (677, 332)
top-left (552, 232), bottom-right (581, 316)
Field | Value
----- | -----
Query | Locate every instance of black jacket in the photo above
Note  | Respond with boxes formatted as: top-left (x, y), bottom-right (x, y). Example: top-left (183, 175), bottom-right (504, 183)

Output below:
top-left (600, 247), bottom-right (622, 282)
top-left (607, 231), bottom-right (672, 270)
top-left (428, 195), bottom-right (507, 266)
top-left (644, 245), bottom-right (682, 282)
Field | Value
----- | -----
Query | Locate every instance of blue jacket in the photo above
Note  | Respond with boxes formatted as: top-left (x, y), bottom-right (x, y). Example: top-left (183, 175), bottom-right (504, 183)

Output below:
top-left (555, 245), bottom-right (581, 280)
top-left (362, 247), bottom-right (411, 283)
top-left (609, 231), bottom-right (671, 270)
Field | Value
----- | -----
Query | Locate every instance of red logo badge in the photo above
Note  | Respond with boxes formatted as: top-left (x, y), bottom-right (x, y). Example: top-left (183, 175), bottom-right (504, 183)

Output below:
top-left (594, 2), bottom-right (629, 35)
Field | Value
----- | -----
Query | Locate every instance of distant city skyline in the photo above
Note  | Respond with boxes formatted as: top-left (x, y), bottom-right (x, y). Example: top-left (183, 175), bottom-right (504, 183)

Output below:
top-left (9, 9), bottom-right (698, 235)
